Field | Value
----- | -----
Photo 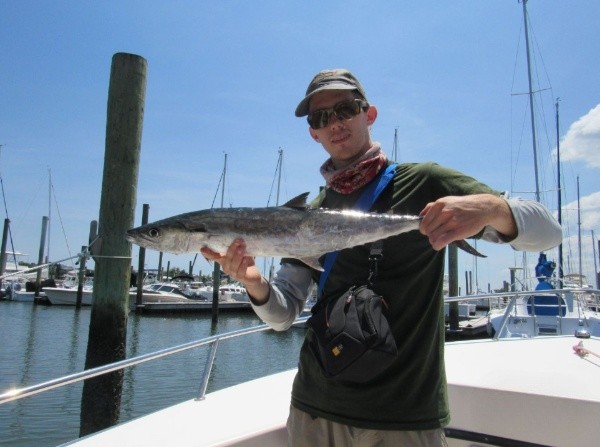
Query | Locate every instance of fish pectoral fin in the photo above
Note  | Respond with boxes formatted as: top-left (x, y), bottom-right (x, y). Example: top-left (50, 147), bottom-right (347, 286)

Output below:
top-left (452, 240), bottom-right (487, 258)
top-left (282, 192), bottom-right (310, 210)
top-left (299, 257), bottom-right (324, 272)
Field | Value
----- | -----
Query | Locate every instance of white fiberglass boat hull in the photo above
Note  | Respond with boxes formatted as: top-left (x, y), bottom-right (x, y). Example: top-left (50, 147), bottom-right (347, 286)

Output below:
top-left (444, 336), bottom-right (600, 447)
top-left (60, 335), bottom-right (600, 447)
top-left (61, 370), bottom-right (294, 447)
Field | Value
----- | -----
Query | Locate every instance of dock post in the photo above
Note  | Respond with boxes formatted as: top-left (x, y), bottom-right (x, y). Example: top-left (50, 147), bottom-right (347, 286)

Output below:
top-left (447, 244), bottom-right (459, 332)
top-left (76, 246), bottom-right (87, 308)
top-left (34, 216), bottom-right (49, 299)
top-left (158, 252), bottom-right (163, 280)
top-left (135, 204), bottom-right (149, 307)
top-left (0, 219), bottom-right (10, 291)
top-left (79, 52), bottom-right (146, 437)
top-left (212, 262), bottom-right (221, 323)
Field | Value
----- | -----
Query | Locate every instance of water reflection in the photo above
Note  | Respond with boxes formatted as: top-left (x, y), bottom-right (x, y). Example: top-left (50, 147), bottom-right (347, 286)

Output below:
top-left (0, 302), bottom-right (305, 447)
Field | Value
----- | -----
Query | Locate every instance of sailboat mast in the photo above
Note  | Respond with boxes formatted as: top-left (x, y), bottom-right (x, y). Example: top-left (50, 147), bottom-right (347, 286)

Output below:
top-left (577, 176), bottom-right (582, 286)
top-left (522, 0), bottom-right (541, 202)
top-left (556, 100), bottom-right (563, 286)
top-left (393, 128), bottom-right (399, 161)
top-left (275, 148), bottom-right (283, 206)
top-left (592, 229), bottom-right (598, 289)
top-left (47, 169), bottom-right (51, 265)
top-left (220, 154), bottom-right (227, 208)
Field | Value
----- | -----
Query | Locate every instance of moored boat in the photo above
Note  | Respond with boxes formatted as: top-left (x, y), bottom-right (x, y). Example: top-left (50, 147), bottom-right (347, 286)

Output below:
top-left (43, 285), bottom-right (192, 307)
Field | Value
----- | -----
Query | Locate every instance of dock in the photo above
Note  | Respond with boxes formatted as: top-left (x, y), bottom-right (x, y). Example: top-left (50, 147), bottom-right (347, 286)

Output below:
top-left (132, 300), bottom-right (253, 314)
top-left (446, 315), bottom-right (490, 341)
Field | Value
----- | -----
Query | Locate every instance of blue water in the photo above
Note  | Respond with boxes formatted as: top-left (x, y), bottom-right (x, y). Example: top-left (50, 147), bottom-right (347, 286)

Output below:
top-left (0, 301), bottom-right (305, 447)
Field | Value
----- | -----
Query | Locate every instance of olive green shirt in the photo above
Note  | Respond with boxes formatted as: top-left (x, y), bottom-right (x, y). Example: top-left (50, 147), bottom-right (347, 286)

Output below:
top-left (290, 162), bottom-right (497, 430)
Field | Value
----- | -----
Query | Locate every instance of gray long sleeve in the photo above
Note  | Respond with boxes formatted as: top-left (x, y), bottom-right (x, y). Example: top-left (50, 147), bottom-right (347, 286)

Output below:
top-left (481, 196), bottom-right (563, 252)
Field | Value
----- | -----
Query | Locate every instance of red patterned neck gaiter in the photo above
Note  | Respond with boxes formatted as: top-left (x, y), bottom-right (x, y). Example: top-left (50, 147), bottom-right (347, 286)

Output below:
top-left (320, 143), bottom-right (388, 194)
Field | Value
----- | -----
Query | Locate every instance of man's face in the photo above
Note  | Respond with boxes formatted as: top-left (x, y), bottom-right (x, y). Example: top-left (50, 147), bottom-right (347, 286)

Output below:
top-left (308, 90), bottom-right (376, 169)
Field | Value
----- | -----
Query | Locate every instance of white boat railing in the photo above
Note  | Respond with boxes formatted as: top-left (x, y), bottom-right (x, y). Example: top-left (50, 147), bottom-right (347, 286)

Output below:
top-left (0, 317), bottom-right (309, 406)
top-left (444, 287), bottom-right (600, 340)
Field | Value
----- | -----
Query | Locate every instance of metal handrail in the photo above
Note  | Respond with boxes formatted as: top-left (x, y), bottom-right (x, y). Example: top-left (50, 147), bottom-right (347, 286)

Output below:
top-left (443, 287), bottom-right (600, 304)
top-left (0, 316), bottom-right (308, 405)
top-left (444, 288), bottom-right (600, 339)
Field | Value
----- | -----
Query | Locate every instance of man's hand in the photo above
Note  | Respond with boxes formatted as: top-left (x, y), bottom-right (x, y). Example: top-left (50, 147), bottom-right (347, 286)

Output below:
top-left (200, 239), bottom-right (270, 303)
top-left (419, 194), bottom-right (517, 251)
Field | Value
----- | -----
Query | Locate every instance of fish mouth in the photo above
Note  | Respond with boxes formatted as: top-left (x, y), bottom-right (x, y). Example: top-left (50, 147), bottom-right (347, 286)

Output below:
top-left (125, 227), bottom-right (154, 246)
top-left (124, 231), bottom-right (137, 244)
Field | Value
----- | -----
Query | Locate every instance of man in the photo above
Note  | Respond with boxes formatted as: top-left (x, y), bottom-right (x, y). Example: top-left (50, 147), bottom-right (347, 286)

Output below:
top-left (202, 69), bottom-right (562, 446)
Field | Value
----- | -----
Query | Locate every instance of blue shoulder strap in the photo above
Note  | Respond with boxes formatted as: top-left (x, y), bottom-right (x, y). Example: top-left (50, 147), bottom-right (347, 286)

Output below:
top-left (318, 163), bottom-right (398, 295)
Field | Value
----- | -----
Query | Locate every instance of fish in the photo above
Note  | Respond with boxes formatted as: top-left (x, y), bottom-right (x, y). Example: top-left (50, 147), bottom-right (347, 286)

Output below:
top-left (126, 192), bottom-right (485, 271)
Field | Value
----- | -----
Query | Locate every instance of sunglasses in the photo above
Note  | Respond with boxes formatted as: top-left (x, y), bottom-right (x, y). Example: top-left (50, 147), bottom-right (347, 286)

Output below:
top-left (307, 99), bottom-right (369, 129)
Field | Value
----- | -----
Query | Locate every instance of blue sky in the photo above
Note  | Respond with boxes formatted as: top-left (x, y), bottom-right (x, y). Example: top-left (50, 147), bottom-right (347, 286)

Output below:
top-left (2, 1), bottom-right (599, 291)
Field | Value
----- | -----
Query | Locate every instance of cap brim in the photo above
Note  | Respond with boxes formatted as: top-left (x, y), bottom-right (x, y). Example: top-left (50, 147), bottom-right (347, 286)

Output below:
top-left (294, 84), bottom-right (357, 117)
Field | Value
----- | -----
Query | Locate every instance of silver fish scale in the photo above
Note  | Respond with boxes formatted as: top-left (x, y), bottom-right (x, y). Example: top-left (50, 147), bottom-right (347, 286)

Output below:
top-left (127, 199), bottom-right (484, 265)
top-left (168, 207), bottom-right (421, 258)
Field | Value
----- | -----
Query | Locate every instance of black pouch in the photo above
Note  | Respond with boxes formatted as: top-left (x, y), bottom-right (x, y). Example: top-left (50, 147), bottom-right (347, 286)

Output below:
top-left (306, 284), bottom-right (398, 383)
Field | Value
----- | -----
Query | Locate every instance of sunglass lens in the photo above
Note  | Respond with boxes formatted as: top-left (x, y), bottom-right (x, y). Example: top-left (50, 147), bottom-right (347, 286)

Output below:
top-left (308, 110), bottom-right (329, 129)
top-left (333, 101), bottom-right (361, 120)
top-left (308, 100), bottom-right (365, 129)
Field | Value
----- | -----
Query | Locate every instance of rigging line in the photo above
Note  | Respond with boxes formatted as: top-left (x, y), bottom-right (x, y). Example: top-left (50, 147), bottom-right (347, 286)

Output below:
top-left (279, 154), bottom-right (289, 204)
top-left (525, 5), bottom-right (556, 209)
top-left (50, 181), bottom-right (74, 264)
top-left (266, 151), bottom-right (282, 206)
top-left (0, 253), bottom-right (80, 280)
top-left (210, 168), bottom-right (224, 209)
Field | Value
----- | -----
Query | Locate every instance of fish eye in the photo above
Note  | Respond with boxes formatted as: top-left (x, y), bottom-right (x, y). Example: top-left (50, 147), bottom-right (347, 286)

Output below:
top-left (148, 228), bottom-right (160, 238)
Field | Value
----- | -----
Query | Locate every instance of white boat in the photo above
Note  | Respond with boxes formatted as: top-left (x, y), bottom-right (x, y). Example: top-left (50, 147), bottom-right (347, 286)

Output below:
top-left (444, 301), bottom-right (476, 320)
top-left (217, 284), bottom-right (249, 302)
top-left (2, 302), bottom-right (597, 447)
top-left (185, 283), bottom-right (250, 303)
top-left (486, 287), bottom-right (600, 338)
top-left (43, 284), bottom-right (192, 307)
top-left (43, 286), bottom-right (94, 305)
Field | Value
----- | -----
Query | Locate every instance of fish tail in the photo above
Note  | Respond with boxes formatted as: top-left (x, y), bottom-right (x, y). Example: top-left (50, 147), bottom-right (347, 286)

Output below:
top-left (452, 240), bottom-right (487, 258)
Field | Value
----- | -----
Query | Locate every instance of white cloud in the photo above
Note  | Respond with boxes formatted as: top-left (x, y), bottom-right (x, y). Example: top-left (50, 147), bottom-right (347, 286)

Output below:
top-left (560, 104), bottom-right (600, 168)
top-left (563, 191), bottom-right (600, 230)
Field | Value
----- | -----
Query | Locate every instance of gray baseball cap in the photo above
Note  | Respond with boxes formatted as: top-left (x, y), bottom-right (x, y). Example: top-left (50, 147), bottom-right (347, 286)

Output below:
top-left (294, 69), bottom-right (367, 117)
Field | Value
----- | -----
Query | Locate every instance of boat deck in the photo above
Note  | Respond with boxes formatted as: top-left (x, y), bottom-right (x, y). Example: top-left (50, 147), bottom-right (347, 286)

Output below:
top-left (61, 370), bottom-right (295, 447)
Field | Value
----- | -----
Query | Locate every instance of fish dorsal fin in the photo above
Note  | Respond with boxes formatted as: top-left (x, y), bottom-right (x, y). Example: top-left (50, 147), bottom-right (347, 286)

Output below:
top-left (282, 192), bottom-right (310, 209)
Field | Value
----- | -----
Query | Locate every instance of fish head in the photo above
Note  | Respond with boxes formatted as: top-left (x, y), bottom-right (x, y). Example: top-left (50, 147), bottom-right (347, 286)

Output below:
top-left (126, 215), bottom-right (209, 254)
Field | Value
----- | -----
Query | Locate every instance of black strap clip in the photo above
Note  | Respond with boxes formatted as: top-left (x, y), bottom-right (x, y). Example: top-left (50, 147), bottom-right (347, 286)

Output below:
top-left (367, 240), bottom-right (384, 287)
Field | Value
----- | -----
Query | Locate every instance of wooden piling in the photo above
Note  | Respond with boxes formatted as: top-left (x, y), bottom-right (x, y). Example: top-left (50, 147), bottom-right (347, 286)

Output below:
top-left (135, 204), bottom-right (149, 307)
top-left (34, 216), bottom-right (49, 299)
top-left (447, 244), bottom-right (459, 332)
top-left (78, 221), bottom-right (98, 307)
top-left (76, 246), bottom-right (86, 308)
top-left (212, 262), bottom-right (221, 323)
top-left (158, 252), bottom-right (163, 281)
top-left (80, 52), bottom-right (147, 437)
top-left (0, 219), bottom-right (10, 290)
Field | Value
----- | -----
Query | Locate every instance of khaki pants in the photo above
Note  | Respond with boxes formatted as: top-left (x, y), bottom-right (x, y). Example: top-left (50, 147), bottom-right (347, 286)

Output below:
top-left (287, 406), bottom-right (448, 447)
